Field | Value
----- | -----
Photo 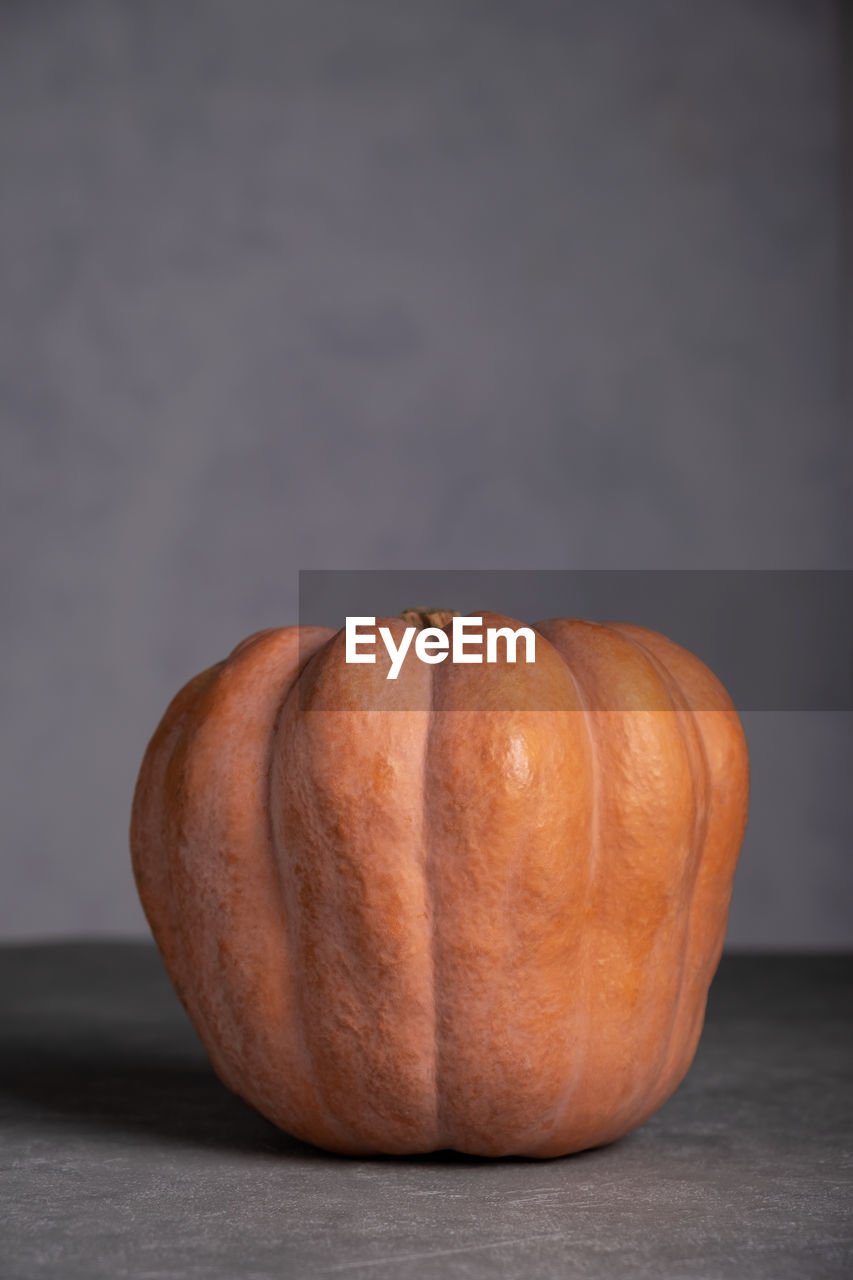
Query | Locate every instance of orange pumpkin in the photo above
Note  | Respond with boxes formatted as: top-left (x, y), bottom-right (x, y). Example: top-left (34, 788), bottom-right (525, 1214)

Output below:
top-left (130, 611), bottom-right (748, 1157)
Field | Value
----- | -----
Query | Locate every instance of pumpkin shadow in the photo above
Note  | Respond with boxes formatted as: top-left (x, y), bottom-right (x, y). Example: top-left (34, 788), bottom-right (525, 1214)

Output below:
top-left (0, 941), bottom-right (325, 1159)
top-left (0, 1049), bottom-right (330, 1158)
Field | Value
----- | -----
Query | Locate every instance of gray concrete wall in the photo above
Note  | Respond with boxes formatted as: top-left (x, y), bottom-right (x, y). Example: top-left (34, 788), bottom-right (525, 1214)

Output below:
top-left (2, 1), bottom-right (848, 943)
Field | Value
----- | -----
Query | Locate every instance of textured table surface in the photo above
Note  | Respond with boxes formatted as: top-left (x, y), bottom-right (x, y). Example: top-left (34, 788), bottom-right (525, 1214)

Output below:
top-left (1, 945), bottom-right (850, 1280)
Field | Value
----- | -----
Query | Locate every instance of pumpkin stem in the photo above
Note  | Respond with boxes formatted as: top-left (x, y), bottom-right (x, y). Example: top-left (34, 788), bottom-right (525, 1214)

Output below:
top-left (398, 608), bottom-right (459, 630)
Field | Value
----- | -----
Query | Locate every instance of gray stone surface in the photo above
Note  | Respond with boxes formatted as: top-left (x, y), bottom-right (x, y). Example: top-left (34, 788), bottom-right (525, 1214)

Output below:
top-left (1, 944), bottom-right (850, 1278)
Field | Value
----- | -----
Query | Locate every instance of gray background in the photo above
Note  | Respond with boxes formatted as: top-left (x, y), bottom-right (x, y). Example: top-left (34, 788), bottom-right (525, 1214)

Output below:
top-left (1, 0), bottom-right (849, 944)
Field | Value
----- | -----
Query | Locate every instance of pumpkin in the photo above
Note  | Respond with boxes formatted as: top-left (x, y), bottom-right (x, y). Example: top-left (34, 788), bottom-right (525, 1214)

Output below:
top-left (130, 610), bottom-right (748, 1158)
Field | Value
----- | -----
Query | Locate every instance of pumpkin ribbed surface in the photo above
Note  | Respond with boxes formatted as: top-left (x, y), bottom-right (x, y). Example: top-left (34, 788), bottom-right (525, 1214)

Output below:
top-left (130, 613), bottom-right (748, 1157)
